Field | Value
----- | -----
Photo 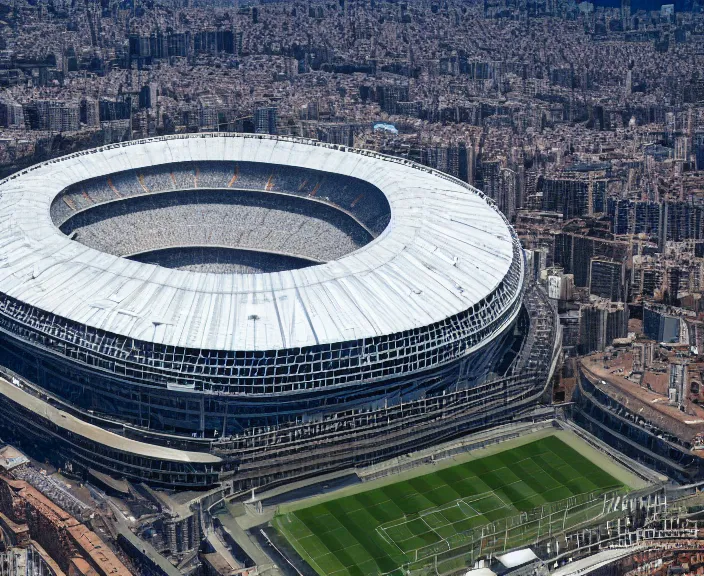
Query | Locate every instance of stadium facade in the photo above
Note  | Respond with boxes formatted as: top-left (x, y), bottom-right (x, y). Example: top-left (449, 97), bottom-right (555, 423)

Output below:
top-left (0, 134), bottom-right (559, 489)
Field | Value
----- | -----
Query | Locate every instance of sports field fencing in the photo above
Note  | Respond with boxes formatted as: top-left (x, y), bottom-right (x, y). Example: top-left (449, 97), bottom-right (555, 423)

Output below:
top-left (379, 488), bottom-right (623, 576)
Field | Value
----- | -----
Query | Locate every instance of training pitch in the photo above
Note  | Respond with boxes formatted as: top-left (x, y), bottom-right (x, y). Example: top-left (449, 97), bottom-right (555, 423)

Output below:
top-left (273, 435), bottom-right (626, 576)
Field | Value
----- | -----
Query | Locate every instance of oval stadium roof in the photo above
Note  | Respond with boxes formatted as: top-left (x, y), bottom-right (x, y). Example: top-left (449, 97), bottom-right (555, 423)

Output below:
top-left (0, 134), bottom-right (519, 352)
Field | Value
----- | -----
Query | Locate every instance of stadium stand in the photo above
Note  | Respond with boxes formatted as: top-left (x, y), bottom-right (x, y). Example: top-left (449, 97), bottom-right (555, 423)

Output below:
top-left (131, 246), bottom-right (317, 274)
top-left (51, 162), bottom-right (390, 239)
top-left (59, 189), bottom-right (373, 267)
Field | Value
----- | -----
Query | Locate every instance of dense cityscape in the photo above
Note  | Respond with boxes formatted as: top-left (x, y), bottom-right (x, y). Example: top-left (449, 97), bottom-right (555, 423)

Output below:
top-left (0, 1), bottom-right (704, 576)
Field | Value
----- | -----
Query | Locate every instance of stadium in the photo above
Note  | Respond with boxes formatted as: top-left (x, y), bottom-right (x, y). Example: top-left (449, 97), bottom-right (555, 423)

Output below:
top-left (0, 134), bottom-right (559, 490)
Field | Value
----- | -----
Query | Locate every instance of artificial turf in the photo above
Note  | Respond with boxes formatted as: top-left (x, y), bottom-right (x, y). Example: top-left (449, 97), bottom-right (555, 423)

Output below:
top-left (273, 435), bottom-right (624, 576)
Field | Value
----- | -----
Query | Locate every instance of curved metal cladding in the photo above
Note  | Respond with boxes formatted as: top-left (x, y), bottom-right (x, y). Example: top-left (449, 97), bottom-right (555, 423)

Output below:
top-left (0, 134), bottom-right (524, 438)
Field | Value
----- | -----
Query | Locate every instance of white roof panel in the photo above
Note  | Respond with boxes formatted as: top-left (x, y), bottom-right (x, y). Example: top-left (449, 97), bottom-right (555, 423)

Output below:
top-left (496, 548), bottom-right (539, 569)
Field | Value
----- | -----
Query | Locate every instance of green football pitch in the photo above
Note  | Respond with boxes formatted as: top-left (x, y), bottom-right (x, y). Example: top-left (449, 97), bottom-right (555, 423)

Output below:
top-left (273, 435), bottom-right (625, 576)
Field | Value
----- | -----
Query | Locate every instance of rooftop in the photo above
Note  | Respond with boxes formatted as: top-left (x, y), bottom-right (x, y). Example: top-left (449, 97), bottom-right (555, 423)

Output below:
top-left (0, 445), bottom-right (29, 472)
top-left (0, 133), bottom-right (520, 352)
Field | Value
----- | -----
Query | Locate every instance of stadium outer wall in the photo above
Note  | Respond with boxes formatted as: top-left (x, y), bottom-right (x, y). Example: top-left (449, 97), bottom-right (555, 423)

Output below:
top-left (0, 282), bottom-right (557, 491)
top-left (0, 134), bottom-right (560, 490)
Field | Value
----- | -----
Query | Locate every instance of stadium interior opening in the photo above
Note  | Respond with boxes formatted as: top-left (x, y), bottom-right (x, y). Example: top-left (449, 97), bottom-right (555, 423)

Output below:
top-left (50, 160), bottom-right (392, 274)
